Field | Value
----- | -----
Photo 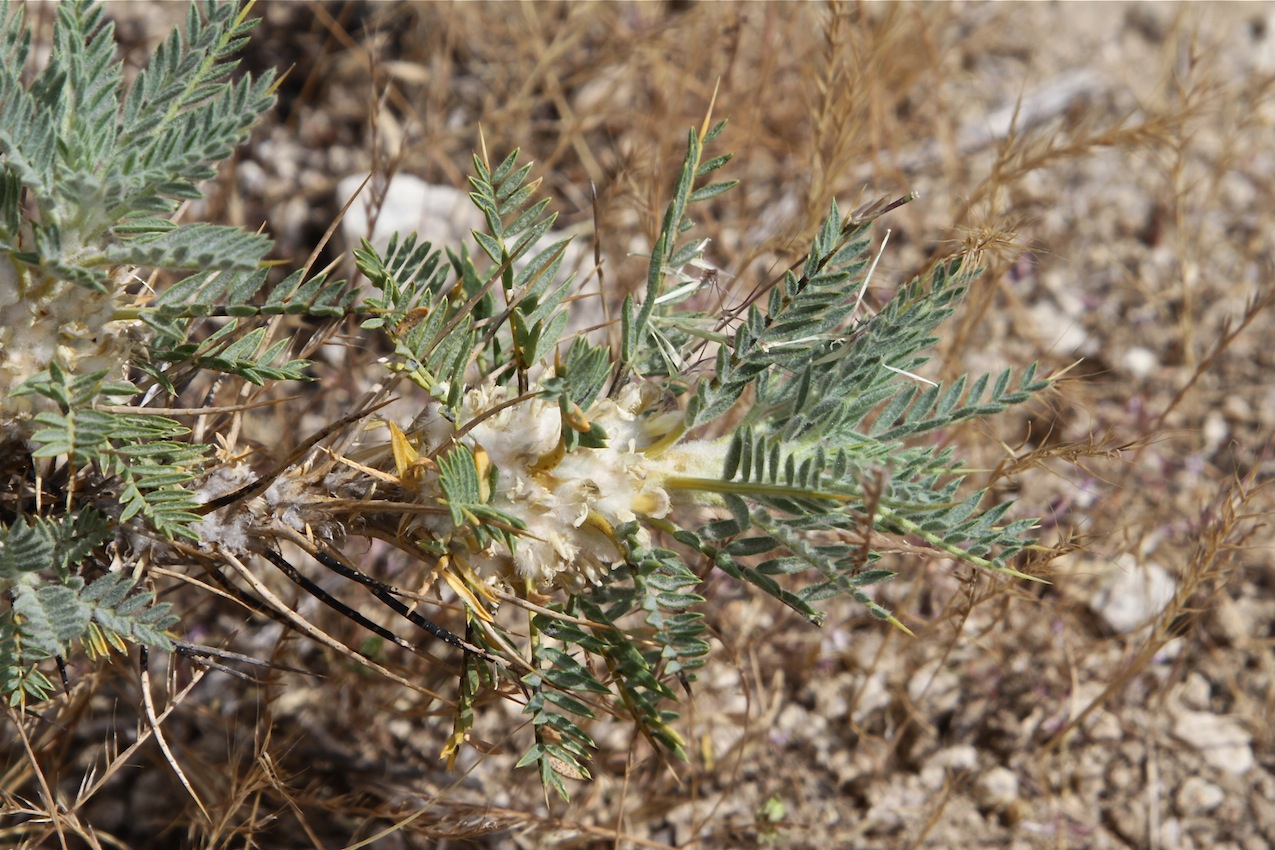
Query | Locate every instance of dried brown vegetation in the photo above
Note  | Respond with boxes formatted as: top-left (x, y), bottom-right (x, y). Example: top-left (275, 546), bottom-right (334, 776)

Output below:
top-left (3, 2), bottom-right (1273, 848)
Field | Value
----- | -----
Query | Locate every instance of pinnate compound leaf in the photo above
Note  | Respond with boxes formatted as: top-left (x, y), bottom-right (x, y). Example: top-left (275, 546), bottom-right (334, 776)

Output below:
top-left (13, 581), bottom-right (90, 658)
top-left (0, 518), bottom-right (56, 581)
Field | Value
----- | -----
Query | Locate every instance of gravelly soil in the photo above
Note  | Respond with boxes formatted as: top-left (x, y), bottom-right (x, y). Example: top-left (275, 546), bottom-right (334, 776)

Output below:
top-left (22, 3), bottom-right (1275, 848)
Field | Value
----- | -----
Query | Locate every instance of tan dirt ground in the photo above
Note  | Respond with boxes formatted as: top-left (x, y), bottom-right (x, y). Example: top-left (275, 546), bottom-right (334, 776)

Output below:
top-left (8, 2), bottom-right (1275, 849)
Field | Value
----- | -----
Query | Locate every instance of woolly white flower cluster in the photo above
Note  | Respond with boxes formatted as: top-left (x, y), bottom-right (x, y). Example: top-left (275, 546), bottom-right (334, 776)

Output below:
top-left (0, 257), bottom-right (136, 422)
top-left (416, 381), bottom-right (720, 592)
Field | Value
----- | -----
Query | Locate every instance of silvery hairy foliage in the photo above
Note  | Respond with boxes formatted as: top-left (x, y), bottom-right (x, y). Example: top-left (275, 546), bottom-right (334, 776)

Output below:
top-left (0, 1), bottom-right (1050, 799)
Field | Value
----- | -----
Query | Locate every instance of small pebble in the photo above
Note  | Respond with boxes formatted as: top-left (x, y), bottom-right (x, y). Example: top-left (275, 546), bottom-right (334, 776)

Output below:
top-left (1091, 557), bottom-right (1176, 634)
top-left (1171, 709), bottom-right (1254, 775)
top-left (976, 766), bottom-right (1019, 810)
top-left (1122, 346), bottom-right (1159, 380)
top-left (1176, 776), bottom-right (1226, 816)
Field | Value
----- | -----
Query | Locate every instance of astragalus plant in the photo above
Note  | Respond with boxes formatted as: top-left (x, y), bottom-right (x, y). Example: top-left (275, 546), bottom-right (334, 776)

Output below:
top-left (1, 0), bottom-right (1051, 800)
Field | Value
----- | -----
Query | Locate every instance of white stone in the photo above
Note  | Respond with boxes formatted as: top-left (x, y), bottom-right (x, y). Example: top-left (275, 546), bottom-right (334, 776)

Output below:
top-left (1090, 556), bottom-right (1176, 633)
top-left (1122, 346), bottom-right (1159, 380)
top-left (1171, 709), bottom-right (1254, 775)
top-left (1202, 409), bottom-right (1229, 454)
top-left (338, 173), bottom-right (485, 256)
top-left (1175, 776), bottom-right (1226, 816)
top-left (1085, 709), bottom-right (1122, 742)
top-left (1176, 671), bottom-right (1212, 711)
top-left (336, 172), bottom-right (589, 280)
top-left (1030, 301), bottom-right (1089, 354)
top-left (850, 671), bottom-right (891, 724)
top-left (926, 744), bottom-right (979, 773)
top-left (976, 766), bottom-right (1019, 810)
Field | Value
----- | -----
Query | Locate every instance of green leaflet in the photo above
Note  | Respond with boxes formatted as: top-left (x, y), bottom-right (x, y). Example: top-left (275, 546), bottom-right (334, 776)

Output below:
top-left (1, 510), bottom-right (178, 707)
